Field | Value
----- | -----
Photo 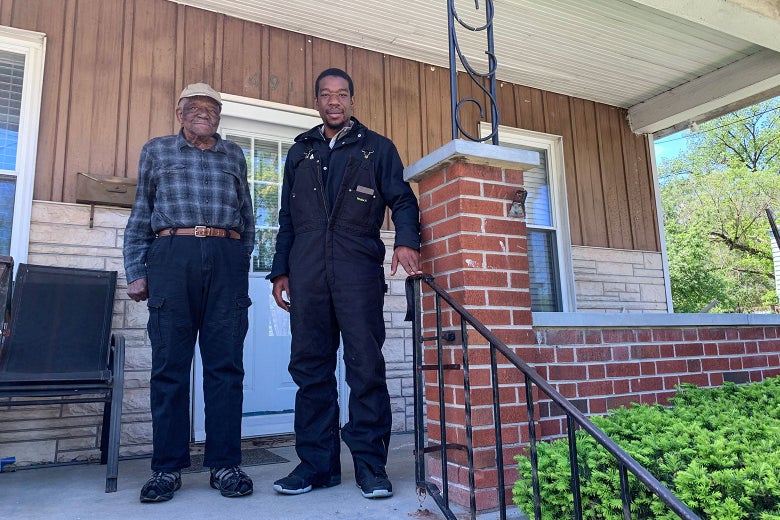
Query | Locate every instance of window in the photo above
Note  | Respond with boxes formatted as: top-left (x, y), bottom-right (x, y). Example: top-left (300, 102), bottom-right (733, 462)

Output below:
top-left (481, 123), bottom-right (575, 312)
top-left (0, 26), bottom-right (45, 264)
top-left (223, 132), bottom-right (291, 273)
top-left (219, 96), bottom-right (321, 275)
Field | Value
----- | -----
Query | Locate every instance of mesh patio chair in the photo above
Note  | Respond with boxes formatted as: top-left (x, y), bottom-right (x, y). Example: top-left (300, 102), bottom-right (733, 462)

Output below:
top-left (0, 256), bottom-right (12, 355)
top-left (0, 263), bottom-right (125, 492)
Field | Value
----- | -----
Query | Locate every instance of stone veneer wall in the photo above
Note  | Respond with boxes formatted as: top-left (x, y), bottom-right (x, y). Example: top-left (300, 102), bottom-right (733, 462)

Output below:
top-left (572, 245), bottom-right (668, 313)
top-left (0, 201), bottom-right (415, 466)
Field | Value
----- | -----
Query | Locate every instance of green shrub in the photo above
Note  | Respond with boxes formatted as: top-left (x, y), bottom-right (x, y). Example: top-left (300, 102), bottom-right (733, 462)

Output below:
top-left (514, 377), bottom-right (780, 520)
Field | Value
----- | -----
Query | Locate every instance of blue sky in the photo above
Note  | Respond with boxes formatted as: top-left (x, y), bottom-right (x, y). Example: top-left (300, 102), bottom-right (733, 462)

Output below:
top-left (653, 130), bottom-right (689, 164)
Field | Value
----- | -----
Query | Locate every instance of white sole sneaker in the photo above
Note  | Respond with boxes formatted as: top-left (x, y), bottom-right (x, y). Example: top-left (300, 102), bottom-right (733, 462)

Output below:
top-left (358, 485), bottom-right (393, 499)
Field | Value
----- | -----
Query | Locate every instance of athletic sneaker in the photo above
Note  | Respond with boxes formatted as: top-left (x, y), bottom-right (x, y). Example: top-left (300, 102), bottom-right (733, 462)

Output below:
top-left (209, 466), bottom-right (253, 497)
top-left (273, 472), bottom-right (342, 495)
top-left (355, 462), bottom-right (393, 499)
top-left (139, 471), bottom-right (181, 503)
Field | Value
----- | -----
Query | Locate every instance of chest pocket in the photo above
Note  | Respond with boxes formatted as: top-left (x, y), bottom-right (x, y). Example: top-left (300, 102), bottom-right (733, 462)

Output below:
top-left (333, 147), bottom-right (385, 233)
top-left (290, 146), bottom-right (328, 231)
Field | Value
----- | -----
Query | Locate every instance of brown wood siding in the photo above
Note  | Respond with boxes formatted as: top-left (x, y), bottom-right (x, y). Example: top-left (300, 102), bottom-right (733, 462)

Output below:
top-left (0, 0), bottom-right (660, 252)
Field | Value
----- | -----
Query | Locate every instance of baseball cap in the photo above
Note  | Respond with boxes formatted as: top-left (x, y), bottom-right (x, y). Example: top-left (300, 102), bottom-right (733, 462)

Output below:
top-left (178, 82), bottom-right (222, 105)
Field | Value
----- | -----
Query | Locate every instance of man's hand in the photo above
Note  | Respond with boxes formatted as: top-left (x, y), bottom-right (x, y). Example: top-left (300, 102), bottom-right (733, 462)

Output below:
top-left (272, 275), bottom-right (292, 312)
top-left (391, 245), bottom-right (423, 276)
top-left (127, 277), bottom-right (149, 302)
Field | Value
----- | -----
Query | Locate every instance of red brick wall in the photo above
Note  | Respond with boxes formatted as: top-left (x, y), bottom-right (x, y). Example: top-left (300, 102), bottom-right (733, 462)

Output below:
top-left (529, 325), bottom-right (780, 439)
top-left (413, 155), bottom-right (780, 511)
top-left (417, 158), bottom-right (535, 510)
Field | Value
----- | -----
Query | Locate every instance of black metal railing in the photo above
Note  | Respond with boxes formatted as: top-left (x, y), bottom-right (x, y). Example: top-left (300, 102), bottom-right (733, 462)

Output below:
top-left (448, 0), bottom-right (500, 144)
top-left (407, 274), bottom-right (701, 520)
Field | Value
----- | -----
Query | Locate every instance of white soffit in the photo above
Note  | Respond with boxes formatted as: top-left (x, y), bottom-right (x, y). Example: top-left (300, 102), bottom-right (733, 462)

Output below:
top-left (630, 0), bottom-right (780, 53)
top-left (170, 0), bottom-right (780, 134)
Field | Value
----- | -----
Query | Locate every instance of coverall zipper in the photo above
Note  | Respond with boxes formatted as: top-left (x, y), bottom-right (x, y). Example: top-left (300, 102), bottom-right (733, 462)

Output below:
top-left (315, 157), bottom-right (330, 218)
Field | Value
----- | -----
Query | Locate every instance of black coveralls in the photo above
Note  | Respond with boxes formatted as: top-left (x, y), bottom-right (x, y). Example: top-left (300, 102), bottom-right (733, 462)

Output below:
top-left (267, 118), bottom-right (420, 482)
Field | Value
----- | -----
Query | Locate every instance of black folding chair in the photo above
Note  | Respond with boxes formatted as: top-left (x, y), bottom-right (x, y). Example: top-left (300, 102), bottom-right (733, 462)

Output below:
top-left (0, 263), bottom-right (125, 492)
top-left (0, 256), bottom-right (11, 347)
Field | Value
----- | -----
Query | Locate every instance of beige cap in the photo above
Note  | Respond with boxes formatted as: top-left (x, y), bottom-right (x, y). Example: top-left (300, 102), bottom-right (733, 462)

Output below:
top-left (178, 82), bottom-right (222, 105)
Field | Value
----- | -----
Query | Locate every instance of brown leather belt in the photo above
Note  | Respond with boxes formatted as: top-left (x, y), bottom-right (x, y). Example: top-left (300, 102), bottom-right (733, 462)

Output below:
top-left (156, 226), bottom-right (240, 239)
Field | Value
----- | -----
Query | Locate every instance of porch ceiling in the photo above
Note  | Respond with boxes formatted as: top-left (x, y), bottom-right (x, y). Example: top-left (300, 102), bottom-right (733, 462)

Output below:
top-left (171, 0), bottom-right (780, 138)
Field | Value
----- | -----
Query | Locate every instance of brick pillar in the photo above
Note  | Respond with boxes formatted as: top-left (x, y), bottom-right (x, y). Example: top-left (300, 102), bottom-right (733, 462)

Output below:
top-left (405, 140), bottom-right (540, 512)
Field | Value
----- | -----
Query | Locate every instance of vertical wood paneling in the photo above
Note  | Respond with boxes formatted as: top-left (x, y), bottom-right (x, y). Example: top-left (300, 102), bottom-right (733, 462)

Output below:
top-left (88, 1), bottom-right (125, 179)
top-left (10, 0), bottom-right (72, 200)
top-left (4, 0), bottom-right (40, 29)
top-left (569, 98), bottom-right (607, 246)
top-left (8, 0), bottom-right (660, 253)
top-left (421, 64), bottom-right (450, 152)
top-left (417, 62), bottom-right (429, 154)
top-left (515, 84), bottom-right (545, 133)
top-left (212, 15), bottom-right (223, 91)
top-left (126, 0), bottom-right (177, 175)
top-left (496, 80), bottom-right (516, 129)
top-left (639, 137), bottom-right (660, 251)
top-left (219, 17), bottom-right (252, 98)
top-left (402, 59), bottom-right (424, 164)
top-left (622, 130), bottom-right (660, 251)
top-left (173, 3), bottom-right (184, 109)
top-left (115, 0), bottom-right (134, 177)
top-left (310, 36), bottom-right (346, 78)
top-left (179, 5), bottom-right (219, 87)
top-left (596, 103), bottom-right (632, 249)
top-left (61, 0), bottom-right (128, 201)
top-left (64, 0), bottom-right (98, 193)
top-left (349, 47), bottom-right (387, 137)
top-left (541, 91), bottom-right (581, 246)
top-left (387, 56), bottom-right (423, 166)
top-left (51, 1), bottom-right (76, 201)
top-left (0, 0), bottom-right (13, 25)
top-left (267, 26), bottom-right (306, 107)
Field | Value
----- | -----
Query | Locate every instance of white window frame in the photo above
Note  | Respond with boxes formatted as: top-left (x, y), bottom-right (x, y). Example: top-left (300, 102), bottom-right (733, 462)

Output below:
top-left (481, 122), bottom-right (576, 312)
top-left (1, 26), bottom-right (46, 267)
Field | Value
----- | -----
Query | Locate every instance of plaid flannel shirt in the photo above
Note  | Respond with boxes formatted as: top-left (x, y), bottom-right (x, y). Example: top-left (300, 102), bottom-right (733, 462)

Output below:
top-left (123, 130), bottom-right (254, 283)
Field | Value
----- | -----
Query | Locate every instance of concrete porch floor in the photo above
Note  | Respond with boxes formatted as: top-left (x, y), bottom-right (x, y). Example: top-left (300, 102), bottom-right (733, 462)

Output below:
top-left (0, 432), bottom-right (460, 520)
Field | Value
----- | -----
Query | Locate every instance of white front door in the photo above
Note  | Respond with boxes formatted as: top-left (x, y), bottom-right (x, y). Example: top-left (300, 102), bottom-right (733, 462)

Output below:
top-left (193, 97), bottom-right (327, 441)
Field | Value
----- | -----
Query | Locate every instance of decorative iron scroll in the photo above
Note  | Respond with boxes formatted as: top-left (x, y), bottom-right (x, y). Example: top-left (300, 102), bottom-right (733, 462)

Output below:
top-left (448, 0), bottom-right (500, 144)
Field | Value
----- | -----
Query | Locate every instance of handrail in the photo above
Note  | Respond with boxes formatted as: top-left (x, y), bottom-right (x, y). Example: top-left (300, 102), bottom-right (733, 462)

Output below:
top-left (408, 274), bottom-right (701, 520)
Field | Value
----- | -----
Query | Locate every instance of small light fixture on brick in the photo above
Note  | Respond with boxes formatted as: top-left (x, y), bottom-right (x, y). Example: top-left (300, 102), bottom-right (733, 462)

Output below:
top-left (509, 188), bottom-right (528, 218)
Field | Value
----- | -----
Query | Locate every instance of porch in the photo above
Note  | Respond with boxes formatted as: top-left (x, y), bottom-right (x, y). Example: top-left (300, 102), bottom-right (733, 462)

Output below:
top-left (0, 432), bottom-right (498, 520)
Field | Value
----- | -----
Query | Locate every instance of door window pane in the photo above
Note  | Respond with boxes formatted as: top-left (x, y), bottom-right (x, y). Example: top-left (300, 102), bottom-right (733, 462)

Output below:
top-left (225, 133), bottom-right (291, 273)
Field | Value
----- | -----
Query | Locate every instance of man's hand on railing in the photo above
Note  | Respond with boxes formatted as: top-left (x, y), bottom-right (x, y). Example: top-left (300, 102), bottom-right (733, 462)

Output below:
top-left (391, 245), bottom-right (423, 276)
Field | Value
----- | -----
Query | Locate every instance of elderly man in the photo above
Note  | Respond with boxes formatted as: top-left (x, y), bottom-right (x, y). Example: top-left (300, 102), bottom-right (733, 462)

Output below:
top-left (124, 83), bottom-right (255, 502)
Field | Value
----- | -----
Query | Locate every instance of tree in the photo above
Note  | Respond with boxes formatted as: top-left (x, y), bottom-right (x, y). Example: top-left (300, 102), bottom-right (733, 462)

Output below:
top-left (659, 98), bottom-right (780, 313)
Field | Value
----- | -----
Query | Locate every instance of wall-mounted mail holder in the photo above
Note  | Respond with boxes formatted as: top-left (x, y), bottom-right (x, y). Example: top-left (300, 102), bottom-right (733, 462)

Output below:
top-left (76, 173), bottom-right (137, 228)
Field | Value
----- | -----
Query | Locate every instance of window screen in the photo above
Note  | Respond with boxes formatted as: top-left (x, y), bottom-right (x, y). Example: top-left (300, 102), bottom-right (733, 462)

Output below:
top-left (226, 133), bottom-right (291, 274)
top-left (503, 143), bottom-right (562, 312)
top-left (0, 49), bottom-right (24, 256)
top-left (0, 50), bottom-right (24, 172)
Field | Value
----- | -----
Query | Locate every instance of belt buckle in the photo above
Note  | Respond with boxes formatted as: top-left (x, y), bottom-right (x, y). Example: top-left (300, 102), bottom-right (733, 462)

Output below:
top-left (194, 225), bottom-right (208, 237)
